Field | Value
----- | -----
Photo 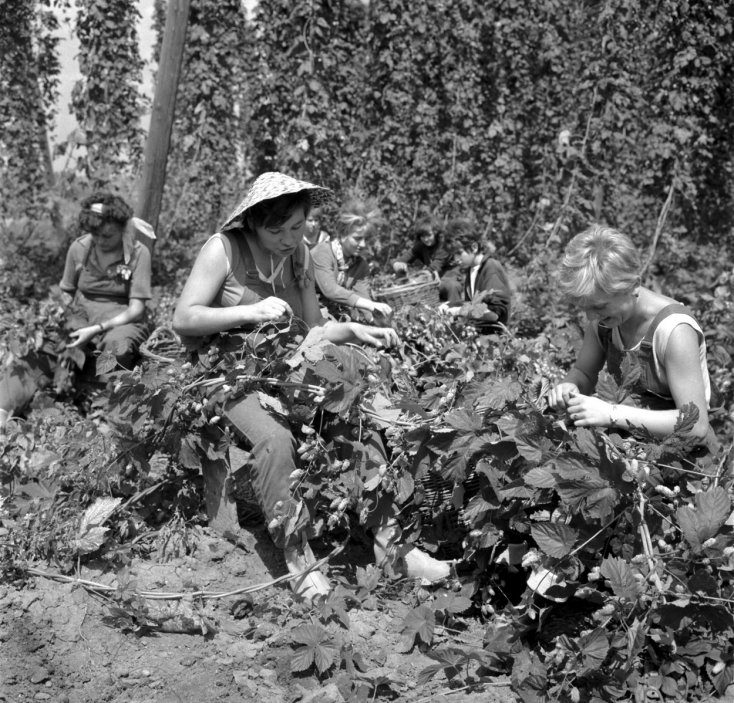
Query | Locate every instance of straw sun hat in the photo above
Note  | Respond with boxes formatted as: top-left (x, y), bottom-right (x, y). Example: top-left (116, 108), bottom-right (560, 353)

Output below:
top-left (221, 172), bottom-right (332, 230)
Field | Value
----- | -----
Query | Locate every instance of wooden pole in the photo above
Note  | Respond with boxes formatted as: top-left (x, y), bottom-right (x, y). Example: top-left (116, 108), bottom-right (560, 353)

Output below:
top-left (135, 0), bottom-right (191, 247)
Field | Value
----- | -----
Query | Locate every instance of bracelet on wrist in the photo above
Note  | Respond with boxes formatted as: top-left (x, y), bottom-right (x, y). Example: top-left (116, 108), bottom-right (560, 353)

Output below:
top-left (97, 323), bottom-right (105, 334)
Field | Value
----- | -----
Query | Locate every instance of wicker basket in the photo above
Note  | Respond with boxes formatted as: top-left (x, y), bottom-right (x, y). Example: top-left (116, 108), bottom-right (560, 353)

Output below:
top-left (372, 270), bottom-right (440, 307)
top-left (139, 325), bottom-right (187, 365)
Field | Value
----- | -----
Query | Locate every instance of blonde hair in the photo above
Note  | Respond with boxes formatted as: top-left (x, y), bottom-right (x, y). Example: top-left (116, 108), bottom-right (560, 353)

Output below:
top-left (338, 195), bottom-right (382, 238)
top-left (558, 224), bottom-right (641, 301)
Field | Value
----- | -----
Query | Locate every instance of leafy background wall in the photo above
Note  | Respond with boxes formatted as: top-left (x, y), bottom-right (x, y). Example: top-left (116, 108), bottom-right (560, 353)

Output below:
top-left (2, 0), bottom-right (732, 261)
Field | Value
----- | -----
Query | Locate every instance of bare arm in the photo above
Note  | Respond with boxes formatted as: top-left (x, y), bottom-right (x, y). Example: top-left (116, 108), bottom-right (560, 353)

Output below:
top-left (172, 236), bottom-right (292, 337)
top-left (67, 298), bottom-right (147, 349)
top-left (321, 321), bottom-right (399, 348)
top-left (548, 324), bottom-right (605, 409)
top-left (564, 324), bottom-right (710, 441)
top-left (312, 245), bottom-right (391, 316)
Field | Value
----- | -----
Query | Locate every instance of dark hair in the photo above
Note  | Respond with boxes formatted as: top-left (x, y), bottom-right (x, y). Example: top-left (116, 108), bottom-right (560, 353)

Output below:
top-left (445, 218), bottom-right (480, 251)
top-left (413, 217), bottom-right (434, 239)
top-left (245, 191), bottom-right (312, 231)
top-left (78, 191), bottom-right (133, 233)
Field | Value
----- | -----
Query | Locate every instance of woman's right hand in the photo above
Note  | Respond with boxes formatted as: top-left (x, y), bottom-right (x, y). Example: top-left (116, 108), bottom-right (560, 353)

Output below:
top-left (349, 323), bottom-right (399, 349)
top-left (547, 382), bottom-right (580, 411)
top-left (247, 297), bottom-right (293, 323)
top-left (369, 300), bottom-right (393, 318)
top-left (67, 325), bottom-right (101, 349)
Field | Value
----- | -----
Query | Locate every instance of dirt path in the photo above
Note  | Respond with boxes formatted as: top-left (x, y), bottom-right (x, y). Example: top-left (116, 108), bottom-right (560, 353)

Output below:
top-left (0, 527), bottom-right (517, 703)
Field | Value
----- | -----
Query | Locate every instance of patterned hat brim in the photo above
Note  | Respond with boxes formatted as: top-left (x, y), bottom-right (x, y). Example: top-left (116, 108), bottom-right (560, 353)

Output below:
top-left (220, 172), bottom-right (332, 230)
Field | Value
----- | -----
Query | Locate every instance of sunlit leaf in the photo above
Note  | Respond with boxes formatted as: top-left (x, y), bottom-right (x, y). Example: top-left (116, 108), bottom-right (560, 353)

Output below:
top-left (531, 522), bottom-right (578, 558)
top-left (695, 486), bottom-right (730, 535)
top-left (432, 592), bottom-right (472, 614)
top-left (673, 401), bottom-right (699, 435)
top-left (79, 497), bottom-right (122, 532)
top-left (600, 556), bottom-right (641, 601)
top-left (676, 506), bottom-right (704, 552)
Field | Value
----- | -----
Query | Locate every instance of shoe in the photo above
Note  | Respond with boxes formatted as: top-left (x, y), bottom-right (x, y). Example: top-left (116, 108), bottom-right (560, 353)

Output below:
top-left (401, 546), bottom-right (451, 584)
top-left (373, 521), bottom-right (451, 585)
top-left (284, 538), bottom-right (331, 602)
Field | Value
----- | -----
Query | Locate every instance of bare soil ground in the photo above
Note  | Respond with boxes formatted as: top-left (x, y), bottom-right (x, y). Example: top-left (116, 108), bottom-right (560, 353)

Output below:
top-left (0, 524), bottom-right (518, 703)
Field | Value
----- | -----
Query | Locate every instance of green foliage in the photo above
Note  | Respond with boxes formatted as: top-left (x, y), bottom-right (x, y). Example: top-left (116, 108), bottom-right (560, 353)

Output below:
top-left (0, 0), bottom-right (58, 214)
top-left (244, 0), bottom-right (369, 189)
top-left (71, 0), bottom-right (146, 180)
top-left (156, 0), bottom-right (250, 237)
top-left (5, 3), bottom-right (734, 698)
top-left (233, 0), bottom-right (734, 263)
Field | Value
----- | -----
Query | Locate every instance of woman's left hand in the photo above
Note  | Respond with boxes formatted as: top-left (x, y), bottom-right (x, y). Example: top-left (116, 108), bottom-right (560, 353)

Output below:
top-left (565, 392), bottom-right (613, 427)
top-left (67, 325), bottom-right (101, 349)
top-left (349, 323), bottom-right (399, 349)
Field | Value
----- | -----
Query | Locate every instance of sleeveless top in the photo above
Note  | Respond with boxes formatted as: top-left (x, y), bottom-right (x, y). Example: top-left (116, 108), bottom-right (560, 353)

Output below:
top-left (594, 303), bottom-right (712, 407)
top-left (208, 231), bottom-right (314, 323)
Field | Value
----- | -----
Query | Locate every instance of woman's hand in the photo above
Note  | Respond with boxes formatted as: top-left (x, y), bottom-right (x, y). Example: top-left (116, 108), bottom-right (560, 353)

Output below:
top-left (348, 323), bottom-right (399, 349)
top-left (565, 392), bottom-right (613, 427)
top-left (248, 296), bottom-right (293, 323)
top-left (368, 300), bottom-right (393, 318)
top-left (438, 302), bottom-right (460, 316)
top-left (67, 325), bottom-right (102, 349)
top-left (547, 382), bottom-right (580, 410)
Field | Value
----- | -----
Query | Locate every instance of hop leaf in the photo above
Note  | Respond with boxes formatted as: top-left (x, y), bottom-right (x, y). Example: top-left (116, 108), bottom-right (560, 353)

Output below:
top-left (600, 556), bottom-right (641, 601)
top-left (577, 628), bottom-right (610, 676)
top-left (677, 486), bottom-right (730, 552)
top-left (400, 605), bottom-right (435, 650)
top-left (531, 522), bottom-right (578, 558)
top-left (79, 497), bottom-right (122, 533)
top-left (673, 401), bottom-right (700, 436)
top-left (72, 497), bottom-right (123, 556)
top-left (432, 592), bottom-right (472, 615)
top-left (289, 624), bottom-right (337, 674)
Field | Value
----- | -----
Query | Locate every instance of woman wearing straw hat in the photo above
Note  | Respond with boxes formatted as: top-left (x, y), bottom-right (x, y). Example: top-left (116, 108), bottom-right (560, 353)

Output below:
top-left (0, 192), bottom-right (153, 434)
top-left (173, 172), bottom-right (450, 601)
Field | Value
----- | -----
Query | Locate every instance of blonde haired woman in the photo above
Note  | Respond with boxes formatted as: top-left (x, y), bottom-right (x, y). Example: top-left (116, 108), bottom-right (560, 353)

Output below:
top-left (311, 194), bottom-right (392, 321)
top-left (548, 224), bottom-right (716, 449)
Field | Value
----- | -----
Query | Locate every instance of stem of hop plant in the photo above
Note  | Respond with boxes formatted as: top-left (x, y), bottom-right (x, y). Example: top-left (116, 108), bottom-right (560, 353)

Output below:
top-left (637, 487), bottom-right (664, 592)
